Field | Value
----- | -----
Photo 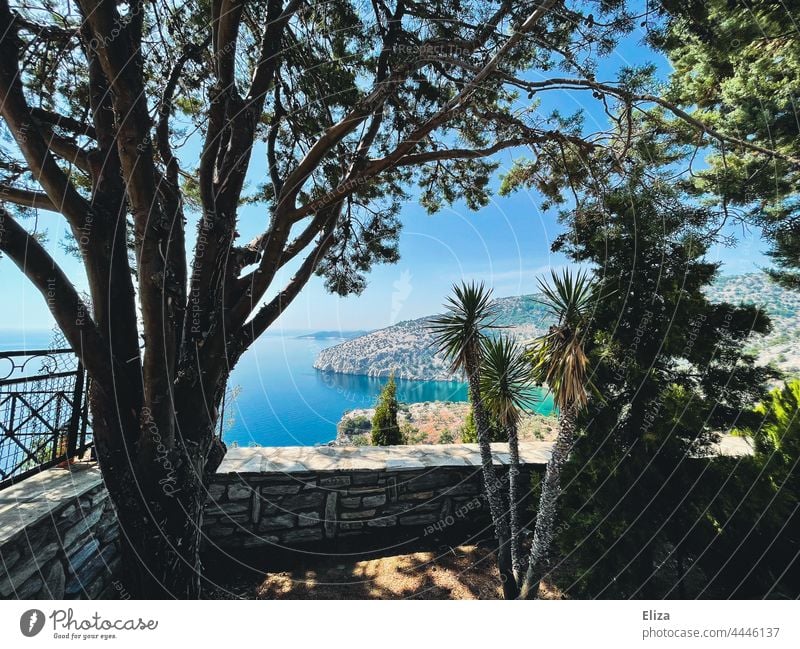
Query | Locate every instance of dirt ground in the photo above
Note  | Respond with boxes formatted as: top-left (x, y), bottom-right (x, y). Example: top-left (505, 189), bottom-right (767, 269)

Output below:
top-left (203, 544), bottom-right (561, 600)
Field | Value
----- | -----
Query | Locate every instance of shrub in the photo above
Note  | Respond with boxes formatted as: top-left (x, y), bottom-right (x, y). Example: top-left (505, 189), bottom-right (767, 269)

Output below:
top-left (340, 414), bottom-right (371, 437)
top-left (438, 429), bottom-right (455, 444)
top-left (402, 421), bottom-right (427, 445)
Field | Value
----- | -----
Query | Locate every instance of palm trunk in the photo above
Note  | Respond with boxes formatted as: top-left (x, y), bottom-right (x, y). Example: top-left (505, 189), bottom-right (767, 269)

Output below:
top-left (466, 344), bottom-right (518, 599)
top-left (519, 402), bottom-right (576, 599)
top-left (506, 421), bottom-right (523, 577)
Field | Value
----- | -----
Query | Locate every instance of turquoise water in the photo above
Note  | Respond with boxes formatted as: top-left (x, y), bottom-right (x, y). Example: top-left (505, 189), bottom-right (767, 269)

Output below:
top-left (223, 334), bottom-right (554, 446)
top-left (223, 334), bottom-right (475, 446)
top-left (0, 330), bottom-right (555, 446)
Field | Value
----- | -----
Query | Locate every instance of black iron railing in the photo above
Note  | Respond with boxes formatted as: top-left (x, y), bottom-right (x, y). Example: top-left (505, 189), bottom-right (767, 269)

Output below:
top-left (0, 348), bottom-right (92, 489)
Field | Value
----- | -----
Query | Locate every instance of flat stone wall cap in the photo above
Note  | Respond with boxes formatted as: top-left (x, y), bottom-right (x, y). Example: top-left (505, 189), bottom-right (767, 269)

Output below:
top-left (715, 435), bottom-right (753, 457)
top-left (0, 462), bottom-right (103, 546)
top-left (214, 442), bottom-right (554, 476)
top-left (212, 437), bottom-right (748, 477)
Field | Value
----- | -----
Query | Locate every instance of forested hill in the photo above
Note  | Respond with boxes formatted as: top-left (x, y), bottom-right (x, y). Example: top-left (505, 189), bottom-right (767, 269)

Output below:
top-left (314, 273), bottom-right (800, 381)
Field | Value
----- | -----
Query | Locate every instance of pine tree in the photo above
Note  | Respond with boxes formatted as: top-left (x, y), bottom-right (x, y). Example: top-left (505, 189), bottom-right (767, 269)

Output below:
top-left (371, 375), bottom-right (402, 446)
top-left (653, 0), bottom-right (800, 289)
top-left (549, 176), bottom-right (776, 598)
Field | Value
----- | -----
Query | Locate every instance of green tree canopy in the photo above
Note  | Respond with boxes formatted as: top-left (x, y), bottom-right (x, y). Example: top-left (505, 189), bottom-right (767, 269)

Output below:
top-left (548, 173), bottom-right (777, 598)
top-left (372, 375), bottom-right (402, 446)
top-left (653, 0), bottom-right (800, 288)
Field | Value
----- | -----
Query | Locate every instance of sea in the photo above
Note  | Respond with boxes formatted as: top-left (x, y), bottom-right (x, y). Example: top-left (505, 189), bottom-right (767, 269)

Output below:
top-left (1, 330), bottom-right (555, 446)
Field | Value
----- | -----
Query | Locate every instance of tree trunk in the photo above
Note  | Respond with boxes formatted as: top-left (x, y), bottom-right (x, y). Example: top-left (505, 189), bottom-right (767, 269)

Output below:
top-left (519, 402), bottom-right (576, 599)
top-left (116, 483), bottom-right (205, 599)
top-left (506, 422), bottom-right (523, 577)
top-left (91, 385), bottom-right (222, 599)
top-left (466, 344), bottom-right (518, 599)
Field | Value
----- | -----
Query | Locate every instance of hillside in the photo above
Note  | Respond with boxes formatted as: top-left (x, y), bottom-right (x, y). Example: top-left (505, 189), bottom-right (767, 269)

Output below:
top-left (313, 294), bottom-right (554, 380)
top-left (315, 273), bottom-right (800, 381)
top-left (705, 273), bottom-right (800, 375)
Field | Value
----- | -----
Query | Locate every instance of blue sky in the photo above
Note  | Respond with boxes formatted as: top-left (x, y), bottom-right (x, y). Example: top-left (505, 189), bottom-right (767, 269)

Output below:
top-left (0, 25), bottom-right (772, 334)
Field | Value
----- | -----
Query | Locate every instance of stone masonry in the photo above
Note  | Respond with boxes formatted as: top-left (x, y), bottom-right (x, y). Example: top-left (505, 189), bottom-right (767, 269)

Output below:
top-left (203, 443), bottom-right (551, 551)
top-left (0, 437), bottom-right (750, 598)
top-left (0, 464), bottom-right (120, 599)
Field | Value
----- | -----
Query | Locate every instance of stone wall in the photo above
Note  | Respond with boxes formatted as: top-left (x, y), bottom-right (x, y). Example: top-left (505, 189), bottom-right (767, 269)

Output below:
top-left (202, 443), bottom-right (549, 553)
top-left (0, 443), bottom-right (552, 599)
top-left (0, 438), bottom-right (755, 599)
top-left (0, 464), bottom-right (120, 599)
top-left (205, 466), bottom-right (517, 550)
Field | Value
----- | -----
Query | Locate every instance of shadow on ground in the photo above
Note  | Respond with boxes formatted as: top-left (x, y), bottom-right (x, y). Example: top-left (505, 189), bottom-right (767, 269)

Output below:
top-left (202, 538), bottom-right (505, 600)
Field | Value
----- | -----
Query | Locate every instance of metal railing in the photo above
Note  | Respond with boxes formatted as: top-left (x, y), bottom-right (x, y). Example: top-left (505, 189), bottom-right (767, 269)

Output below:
top-left (0, 348), bottom-right (92, 489)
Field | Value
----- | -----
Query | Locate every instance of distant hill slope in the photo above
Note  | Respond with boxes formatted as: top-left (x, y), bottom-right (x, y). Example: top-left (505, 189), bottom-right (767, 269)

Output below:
top-left (705, 273), bottom-right (800, 375)
top-left (314, 273), bottom-right (800, 381)
top-left (313, 294), bottom-right (554, 381)
top-left (296, 330), bottom-right (369, 340)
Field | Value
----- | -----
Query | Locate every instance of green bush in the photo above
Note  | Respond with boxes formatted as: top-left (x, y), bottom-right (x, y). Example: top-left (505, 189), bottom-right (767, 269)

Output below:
top-left (401, 421), bottom-right (426, 444)
top-left (460, 399), bottom-right (506, 443)
top-left (438, 429), bottom-right (455, 444)
top-left (340, 414), bottom-right (371, 437)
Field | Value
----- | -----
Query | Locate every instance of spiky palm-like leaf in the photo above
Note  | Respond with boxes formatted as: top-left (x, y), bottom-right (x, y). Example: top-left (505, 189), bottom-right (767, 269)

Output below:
top-left (529, 269), bottom-right (595, 411)
top-left (481, 335), bottom-right (534, 426)
top-left (521, 269), bottom-right (597, 598)
top-left (429, 281), bottom-right (496, 374)
top-left (536, 268), bottom-right (595, 324)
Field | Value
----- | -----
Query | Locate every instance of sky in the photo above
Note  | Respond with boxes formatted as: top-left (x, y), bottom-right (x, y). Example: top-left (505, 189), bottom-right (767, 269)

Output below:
top-left (0, 23), bottom-right (773, 335)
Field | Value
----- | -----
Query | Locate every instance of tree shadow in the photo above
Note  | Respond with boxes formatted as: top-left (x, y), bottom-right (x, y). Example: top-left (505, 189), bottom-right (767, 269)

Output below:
top-left (203, 539), bottom-right (503, 600)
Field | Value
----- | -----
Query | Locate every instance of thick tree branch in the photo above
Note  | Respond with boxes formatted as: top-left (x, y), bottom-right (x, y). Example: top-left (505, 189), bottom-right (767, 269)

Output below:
top-left (77, 0), bottom-right (177, 448)
top-left (191, 0), bottom-right (303, 357)
top-left (0, 205), bottom-right (142, 454)
top-left (0, 185), bottom-right (57, 211)
top-left (493, 75), bottom-right (800, 167)
top-left (232, 205), bottom-right (331, 297)
top-left (241, 205), bottom-right (340, 349)
top-left (0, 4), bottom-right (91, 229)
top-left (247, 0), bottom-right (301, 102)
top-left (387, 137), bottom-right (544, 166)
top-left (30, 107), bottom-right (96, 139)
top-left (0, 207), bottom-right (109, 389)
top-left (42, 129), bottom-right (95, 173)
top-left (13, 14), bottom-right (79, 41)
top-left (157, 35), bottom-right (212, 176)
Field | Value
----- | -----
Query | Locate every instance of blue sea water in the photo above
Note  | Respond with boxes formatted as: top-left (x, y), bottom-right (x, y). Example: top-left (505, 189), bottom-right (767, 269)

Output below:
top-left (223, 333), bottom-right (554, 446)
top-left (222, 334), bottom-right (467, 446)
top-left (0, 330), bottom-right (555, 446)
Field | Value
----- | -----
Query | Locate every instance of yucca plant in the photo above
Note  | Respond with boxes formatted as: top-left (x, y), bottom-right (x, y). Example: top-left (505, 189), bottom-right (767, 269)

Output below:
top-left (429, 281), bottom-right (518, 599)
top-left (519, 269), bottom-right (596, 599)
top-left (481, 335), bottom-right (534, 578)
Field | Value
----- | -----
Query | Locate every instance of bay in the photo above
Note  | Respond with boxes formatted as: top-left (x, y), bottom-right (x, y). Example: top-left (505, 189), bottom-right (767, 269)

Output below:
top-left (0, 330), bottom-right (555, 447)
top-left (223, 332), bottom-right (554, 446)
